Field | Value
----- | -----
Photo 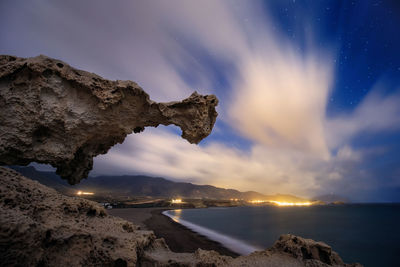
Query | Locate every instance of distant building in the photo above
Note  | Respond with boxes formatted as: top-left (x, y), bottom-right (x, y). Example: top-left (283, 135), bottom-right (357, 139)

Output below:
top-left (99, 202), bottom-right (113, 209)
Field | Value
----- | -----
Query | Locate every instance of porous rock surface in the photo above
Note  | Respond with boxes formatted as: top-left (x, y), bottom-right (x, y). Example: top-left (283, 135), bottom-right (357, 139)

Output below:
top-left (0, 166), bottom-right (154, 266)
top-left (0, 55), bottom-right (218, 184)
top-left (0, 167), bottom-right (362, 267)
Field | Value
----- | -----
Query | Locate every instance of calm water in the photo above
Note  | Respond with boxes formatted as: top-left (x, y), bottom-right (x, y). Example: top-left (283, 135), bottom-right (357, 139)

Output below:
top-left (165, 204), bottom-right (400, 267)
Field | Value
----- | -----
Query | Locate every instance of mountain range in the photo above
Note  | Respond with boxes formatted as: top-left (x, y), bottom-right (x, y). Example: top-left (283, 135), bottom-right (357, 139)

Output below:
top-left (9, 166), bottom-right (309, 202)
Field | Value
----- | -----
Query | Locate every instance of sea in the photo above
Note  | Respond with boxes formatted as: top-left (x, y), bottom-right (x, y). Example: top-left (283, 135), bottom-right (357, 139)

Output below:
top-left (163, 204), bottom-right (400, 267)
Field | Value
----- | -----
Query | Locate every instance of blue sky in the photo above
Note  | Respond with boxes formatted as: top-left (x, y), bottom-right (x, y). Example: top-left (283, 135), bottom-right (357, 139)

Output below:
top-left (1, 0), bottom-right (400, 201)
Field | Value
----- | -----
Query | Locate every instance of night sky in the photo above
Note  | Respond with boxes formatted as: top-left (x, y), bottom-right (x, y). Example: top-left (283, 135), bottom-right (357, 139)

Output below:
top-left (1, 0), bottom-right (400, 201)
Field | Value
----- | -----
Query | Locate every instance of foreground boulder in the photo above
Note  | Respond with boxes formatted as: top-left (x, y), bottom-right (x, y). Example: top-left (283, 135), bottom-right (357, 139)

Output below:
top-left (0, 55), bottom-right (218, 184)
top-left (0, 167), bottom-right (154, 266)
top-left (0, 167), bottom-right (362, 267)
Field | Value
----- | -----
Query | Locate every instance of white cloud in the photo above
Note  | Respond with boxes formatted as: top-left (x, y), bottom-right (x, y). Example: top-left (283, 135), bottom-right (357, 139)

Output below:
top-left (93, 128), bottom-right (365, 198)
top-left (93, 1), bottom-right (400, 198)
top-left (4, 1), bottom-right (399, 198)
top-left (326, 88), bottom-right (400, 148)
top-left (229, 51), bottom-right (333, 158)
top-left (93, 128), bottom-right (321, 196)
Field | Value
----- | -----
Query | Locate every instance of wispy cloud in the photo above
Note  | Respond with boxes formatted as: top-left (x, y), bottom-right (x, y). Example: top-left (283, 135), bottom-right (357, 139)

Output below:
top-left (92, 1), bottom-right (400, 199)
top-left (93, 128), bottom-right (322, 196)
top-left (93, 128), bottom-right (363, 198)
top-left (326, 88), bottom-right (400, 149)
top-left (3, 0), bottom-right (399, 200)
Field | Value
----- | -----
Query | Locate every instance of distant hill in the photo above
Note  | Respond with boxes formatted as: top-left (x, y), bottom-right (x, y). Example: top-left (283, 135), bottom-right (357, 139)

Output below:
top-left (10, 166), bottom-right (308, 202)
top-left (312, 194), bottom-right (350, 203)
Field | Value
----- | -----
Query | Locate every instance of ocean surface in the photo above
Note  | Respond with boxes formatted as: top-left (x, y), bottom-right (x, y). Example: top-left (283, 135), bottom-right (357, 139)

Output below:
top-left (164, 204), bottom-right (400, 267)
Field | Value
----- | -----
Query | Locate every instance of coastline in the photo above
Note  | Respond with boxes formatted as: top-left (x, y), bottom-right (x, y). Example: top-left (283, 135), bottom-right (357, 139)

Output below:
top-left (1, 169), bottom-right (365, 267)
top-left (162, 209), bottom-right (261, 255)
top-left (109, 208), bottom-right (239, 257)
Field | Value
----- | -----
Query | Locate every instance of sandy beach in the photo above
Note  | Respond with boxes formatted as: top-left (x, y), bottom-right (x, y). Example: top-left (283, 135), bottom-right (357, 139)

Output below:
top-left (108, 208), bottom-right (239, 257)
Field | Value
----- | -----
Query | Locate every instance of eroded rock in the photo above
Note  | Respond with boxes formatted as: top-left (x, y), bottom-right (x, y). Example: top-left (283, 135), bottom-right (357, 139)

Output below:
top-left (0, 55), bottom-right (218, 184)
top-left (269, 234), bottom-right (345, 266)
top-left (0, 167), bottom-right (154, 266)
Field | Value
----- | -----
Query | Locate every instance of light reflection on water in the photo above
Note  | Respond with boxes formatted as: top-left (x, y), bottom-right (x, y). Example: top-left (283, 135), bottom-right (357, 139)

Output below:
top-left (168, 209), bottom-right (182, 223)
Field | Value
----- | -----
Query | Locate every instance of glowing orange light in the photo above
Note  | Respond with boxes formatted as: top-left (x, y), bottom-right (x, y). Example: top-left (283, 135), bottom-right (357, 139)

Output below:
top-left (269, 200), bottom-right (312, 206)
top-left (249, 200), bottom-right (266, 203)
top-left (248, 200), bottom-right (313, 206)
top-left (171, 198), bottom-right (183, 203)
top-left (76, 191), bottom-right (94, 196)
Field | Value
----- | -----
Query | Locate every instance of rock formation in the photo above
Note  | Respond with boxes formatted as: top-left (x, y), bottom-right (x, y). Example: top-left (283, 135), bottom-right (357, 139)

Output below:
top-left (0, 167), bottom-right (362, 266)
top-left (0, 55), bottom-right (218, 184)
top-left (0, 167), bottom-right (154, 266)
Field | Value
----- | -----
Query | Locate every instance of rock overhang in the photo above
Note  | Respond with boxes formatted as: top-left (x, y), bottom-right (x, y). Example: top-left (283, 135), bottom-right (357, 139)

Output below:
top-left (0, 55), bottom-right (218, 184)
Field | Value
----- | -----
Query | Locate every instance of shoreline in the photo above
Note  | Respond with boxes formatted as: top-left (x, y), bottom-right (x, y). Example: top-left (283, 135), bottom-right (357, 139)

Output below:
top-left (162, 209), bottom-right (261, 255)
top-left (109, 208), bottom-right (239, 257)
top-left (144, 208), bottom-right (240, 257)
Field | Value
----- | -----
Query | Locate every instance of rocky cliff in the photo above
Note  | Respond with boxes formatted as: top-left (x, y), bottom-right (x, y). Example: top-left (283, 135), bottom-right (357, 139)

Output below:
top-left (0, 55), bottom-right (218, 184)
top-left (0, 167), bottom-right (361, 266)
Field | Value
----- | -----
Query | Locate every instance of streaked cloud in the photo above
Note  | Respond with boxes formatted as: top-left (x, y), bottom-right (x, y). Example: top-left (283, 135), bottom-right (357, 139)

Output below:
top-left (3, 0), bottom-right (399, 200)
top-left (326, 88), bottom-right (400, 149)
top-left (91, 1), bottom-right (400, 200)
top-left (93, 128), bottom-right (363, 197)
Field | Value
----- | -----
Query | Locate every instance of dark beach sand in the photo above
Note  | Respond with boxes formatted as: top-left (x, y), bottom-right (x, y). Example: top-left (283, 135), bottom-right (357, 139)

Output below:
top-left (108, 208), bottom-right (239, 257)
top-left (107, 207), bottom-right (159, 229)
